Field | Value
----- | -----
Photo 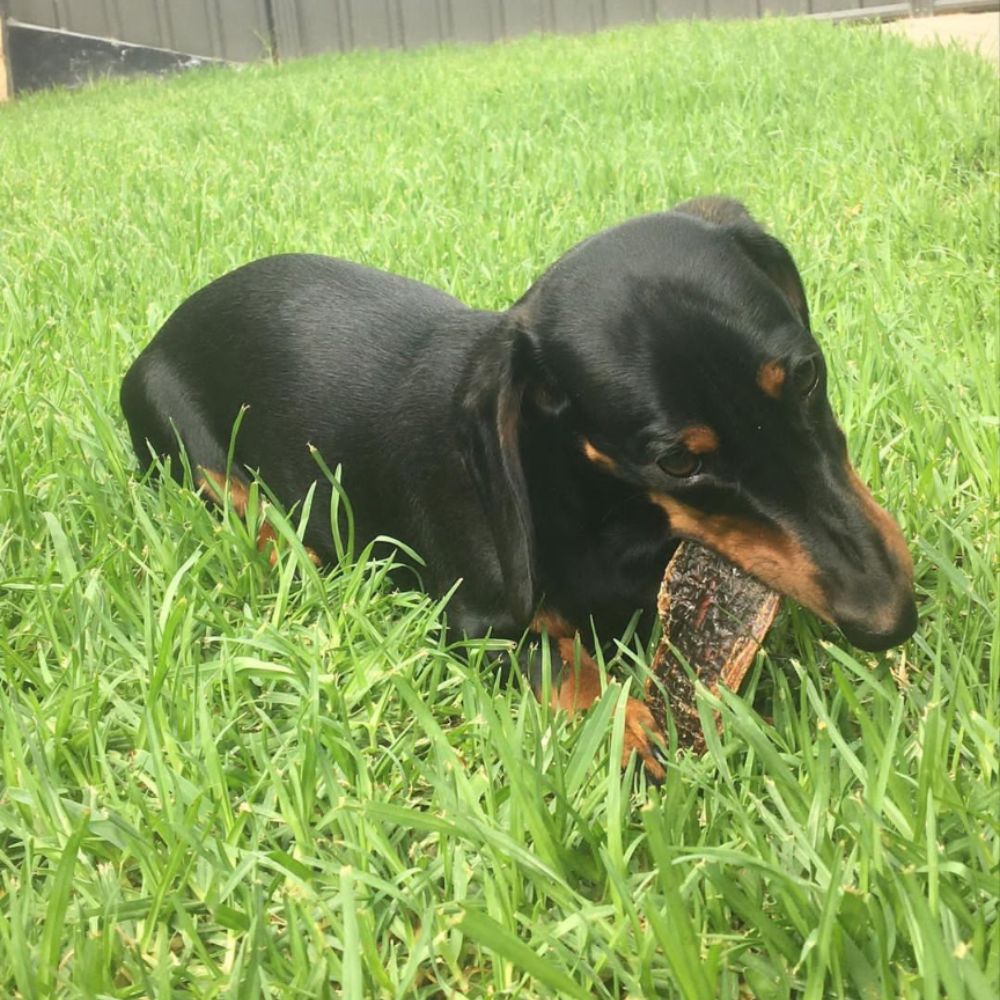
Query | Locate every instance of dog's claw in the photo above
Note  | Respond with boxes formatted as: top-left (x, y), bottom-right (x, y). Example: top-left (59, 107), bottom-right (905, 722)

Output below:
top-left (623, 697), bottom-right (667, 783)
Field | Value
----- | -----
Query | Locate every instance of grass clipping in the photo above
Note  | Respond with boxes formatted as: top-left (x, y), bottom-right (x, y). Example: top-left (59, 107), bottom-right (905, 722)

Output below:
top-left (648, 542), bottom-right (781, 752)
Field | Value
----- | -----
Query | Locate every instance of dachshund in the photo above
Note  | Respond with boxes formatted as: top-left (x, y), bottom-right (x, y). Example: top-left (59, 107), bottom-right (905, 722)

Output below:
top-left (121, 197), bottom-right (917, 781)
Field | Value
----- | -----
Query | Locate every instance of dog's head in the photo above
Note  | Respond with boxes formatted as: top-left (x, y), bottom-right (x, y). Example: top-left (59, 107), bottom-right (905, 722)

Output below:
top-left (459, 198), bottom-right (916, 651)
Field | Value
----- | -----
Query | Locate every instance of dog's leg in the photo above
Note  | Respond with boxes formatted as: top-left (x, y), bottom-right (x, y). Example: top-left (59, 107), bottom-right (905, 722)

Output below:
top-left (530, 613), bottom-right (667, 782)
top-left (195, 469), bottom-right (320, 567)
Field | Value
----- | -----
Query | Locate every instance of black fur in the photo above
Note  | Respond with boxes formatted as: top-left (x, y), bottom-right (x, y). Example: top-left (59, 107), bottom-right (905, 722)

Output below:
top-left (122, 198), bottom-right (916, 654)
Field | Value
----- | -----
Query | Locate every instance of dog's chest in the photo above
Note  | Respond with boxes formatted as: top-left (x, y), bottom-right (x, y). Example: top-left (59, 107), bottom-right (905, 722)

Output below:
top-left (534, 486), bottom-right (675, 633)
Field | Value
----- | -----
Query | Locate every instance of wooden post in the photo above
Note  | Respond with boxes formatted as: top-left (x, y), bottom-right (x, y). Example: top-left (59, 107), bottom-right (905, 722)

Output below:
top-left (0, 13), bottom-right (11, 102)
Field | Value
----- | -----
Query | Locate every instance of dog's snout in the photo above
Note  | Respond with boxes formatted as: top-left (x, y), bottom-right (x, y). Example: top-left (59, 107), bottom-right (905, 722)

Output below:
top-left (825, 555), bottom-right (917, 651)
top-left (837, 597), bottom-right (918, 652)
top-left (818, 463), bottom-right (917, 650)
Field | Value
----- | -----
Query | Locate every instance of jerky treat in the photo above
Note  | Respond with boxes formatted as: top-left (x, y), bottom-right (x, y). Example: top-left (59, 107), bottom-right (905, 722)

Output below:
top-left (647, 542), bottom-right (781, 753)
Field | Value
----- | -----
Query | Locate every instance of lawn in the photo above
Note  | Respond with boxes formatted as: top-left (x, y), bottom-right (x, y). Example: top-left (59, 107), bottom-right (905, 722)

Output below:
top-left (0, 16), bottom-right (997, 999)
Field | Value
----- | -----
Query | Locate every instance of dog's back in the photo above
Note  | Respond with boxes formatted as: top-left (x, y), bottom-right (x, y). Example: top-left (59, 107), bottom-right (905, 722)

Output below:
top-left (121, 254), bottom-right (499, 583)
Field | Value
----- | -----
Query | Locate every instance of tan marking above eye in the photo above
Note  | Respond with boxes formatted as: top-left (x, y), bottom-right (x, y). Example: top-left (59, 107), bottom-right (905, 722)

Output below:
top-left (650, 492), bottom-right (830, 620)
top-left (678, 424), bottom-right (720, 455)
top-left (757, 361), bottom-right (786, 399)
top-left (582, 439), bottom-right (617, 472)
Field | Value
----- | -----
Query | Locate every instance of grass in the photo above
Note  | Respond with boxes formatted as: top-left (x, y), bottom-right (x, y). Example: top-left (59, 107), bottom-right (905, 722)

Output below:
top-left (0, 15), bottom-right (997, 998)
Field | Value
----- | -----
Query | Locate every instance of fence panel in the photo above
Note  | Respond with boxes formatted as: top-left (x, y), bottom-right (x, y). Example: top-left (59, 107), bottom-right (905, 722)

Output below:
top-left (603, 0), bottom-right (655, 26)
top-left (398, 0), bottom-right (447, 48)
top-left (761, 1), bottom-right (812, 13)
top-left (5, 0), bottom-right (995, 67)
top-left (87, 1), bottom-right (165, 51)
top-left (9, 0), bottom-right (58, 28)
top-left (498, 0), bottom-right (546, 35)
top-left (163, 0), bottom-right (219, 57)
top-left (656, 1), bottom-right (709, 18)
top-left (810, 0), bottom-right (859, 12)
top-left (346, 0), bottom-right (397, 50)
top-left (704, 0), bottom-right (759, 17)
top-left (58, 0), bottom-right (114, 39)
top-left (550, 0), bottom-right (599, 32)
top-left (449, 0), bottom-right (498, 42)
top-left (274, 0), bottom-right (335, 56)
top-left (210, 0), bottom-right (255, 60)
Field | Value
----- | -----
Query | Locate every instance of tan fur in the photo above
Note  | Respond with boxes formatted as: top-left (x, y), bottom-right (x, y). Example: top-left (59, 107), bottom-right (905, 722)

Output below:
top-left (679, 424), bottom-right (720, 455)
top-left (530, 610), bottom-right (575, 639)
top-left (196, 468), bottom-right (249, 516)
top-left (195, 468), bottom-right (319, 566)
top-left (756, 361), bottom-right (786, 399)
top-left (581, 439), bottom-right (617, 472)
top-left (845, 464), bottom-right (914, 630)
top-left (532, 610), bottom-right (665, 780)
top-left (651, 492), bottom-right (830, 621)
top-left (845, 466), bottom-right (913, 579)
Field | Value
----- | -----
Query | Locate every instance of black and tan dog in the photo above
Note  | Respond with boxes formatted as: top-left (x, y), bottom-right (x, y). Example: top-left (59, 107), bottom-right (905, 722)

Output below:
top-left (121, 197), bottom-right (916, 780)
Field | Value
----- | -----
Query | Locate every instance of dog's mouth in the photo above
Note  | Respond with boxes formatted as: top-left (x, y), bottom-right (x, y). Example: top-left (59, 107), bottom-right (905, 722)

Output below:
top-left (836, 602), bottom-right (918, 652)
top-left (650, 468), bottom-right (917, 652)
top-left (812, 466), bottom-right (918, 651)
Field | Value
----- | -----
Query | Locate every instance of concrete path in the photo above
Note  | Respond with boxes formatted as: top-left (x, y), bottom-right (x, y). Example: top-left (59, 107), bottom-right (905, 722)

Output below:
top-left (882, 12), bottom-right (1000, 67)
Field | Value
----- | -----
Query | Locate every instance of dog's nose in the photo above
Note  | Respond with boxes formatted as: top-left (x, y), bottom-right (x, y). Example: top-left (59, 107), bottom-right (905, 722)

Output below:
top-left (836, 596), bottom-right (918, 652)
top-left (817, 461), bottom-right (917, 652)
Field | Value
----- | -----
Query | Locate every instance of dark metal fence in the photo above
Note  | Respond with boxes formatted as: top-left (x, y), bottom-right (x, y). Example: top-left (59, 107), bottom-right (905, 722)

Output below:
top-left (6, 0), bottom-right (996, 63)
top-left (1, 0), bottom-right (995, 95)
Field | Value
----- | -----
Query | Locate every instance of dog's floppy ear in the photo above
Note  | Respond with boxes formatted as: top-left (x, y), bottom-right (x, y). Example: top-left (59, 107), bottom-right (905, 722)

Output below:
top-left (455, 317), bottom-right (536, 625)
top-left (674, 196), bottom-right (811, 329)
top-left (730, 223), bottom-right (811, 330)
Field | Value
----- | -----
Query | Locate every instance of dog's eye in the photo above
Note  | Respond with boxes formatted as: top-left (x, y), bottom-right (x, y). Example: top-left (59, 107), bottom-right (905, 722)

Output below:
top-left (793, 357), bottom-right (820, 398)
top-left (531, 381), bottom-right (570, 417)
top-left (658, 448), bottom-right (701, 478)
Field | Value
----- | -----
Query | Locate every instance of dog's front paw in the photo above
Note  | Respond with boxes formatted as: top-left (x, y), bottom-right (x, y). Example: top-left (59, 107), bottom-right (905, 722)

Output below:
top-left (622, 697), bottom-right (667, 783)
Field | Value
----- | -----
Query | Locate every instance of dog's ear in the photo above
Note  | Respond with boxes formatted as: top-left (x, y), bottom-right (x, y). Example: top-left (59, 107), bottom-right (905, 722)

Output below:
top-left (674, 196), bottom-right (811, 329)
top-left (455, 318), bottom-right (536, 625)
top-left (674, 195), bottom-right (752, 228)
top-left (730, 224), bottom-right (811, 330)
